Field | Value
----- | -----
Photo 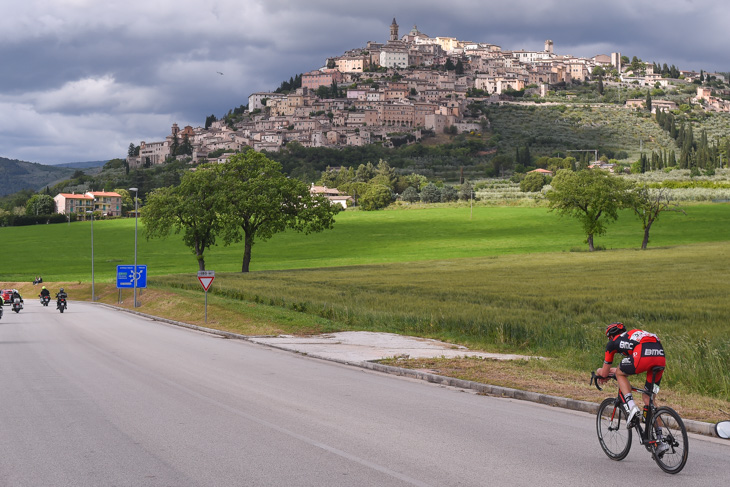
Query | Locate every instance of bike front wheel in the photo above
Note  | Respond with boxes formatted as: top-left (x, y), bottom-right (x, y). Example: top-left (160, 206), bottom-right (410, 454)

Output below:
top-left (596, 397), bottom-right (632, 460)
top-left (650, 406), bottom-right (689, 474)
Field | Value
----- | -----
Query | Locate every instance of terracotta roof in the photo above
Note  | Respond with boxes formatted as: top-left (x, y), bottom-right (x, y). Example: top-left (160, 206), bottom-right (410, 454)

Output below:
top-left (88, 191), bottom-right (122, 197)
top-left (57, 193), bottom-right (93, 199)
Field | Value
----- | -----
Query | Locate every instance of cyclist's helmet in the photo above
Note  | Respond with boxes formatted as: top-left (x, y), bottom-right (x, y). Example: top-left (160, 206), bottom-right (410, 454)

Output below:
top-left (42, 286), bottom-right (46, 289)
top-left (605, 322), bottom-right (626, 337)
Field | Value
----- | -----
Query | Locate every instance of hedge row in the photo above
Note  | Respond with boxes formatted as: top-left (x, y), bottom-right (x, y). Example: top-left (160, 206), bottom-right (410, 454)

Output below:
top-left (0, 213), bottom-right (75, 227)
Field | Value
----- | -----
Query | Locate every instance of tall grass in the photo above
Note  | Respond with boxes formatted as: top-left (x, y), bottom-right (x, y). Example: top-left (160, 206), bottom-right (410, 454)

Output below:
top-left (155, 242), bottom-right (730, 399)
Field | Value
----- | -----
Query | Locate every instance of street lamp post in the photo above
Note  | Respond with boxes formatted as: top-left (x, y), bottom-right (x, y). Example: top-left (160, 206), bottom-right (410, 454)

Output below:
top-left (129, 187), bottom-right (139, 307)
top-left (87, 210), bottom-right (95, 301)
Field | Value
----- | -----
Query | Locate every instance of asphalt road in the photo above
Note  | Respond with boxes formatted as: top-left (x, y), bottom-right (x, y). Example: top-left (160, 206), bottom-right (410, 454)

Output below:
top-left (1, 300), bottom-right (727, 486)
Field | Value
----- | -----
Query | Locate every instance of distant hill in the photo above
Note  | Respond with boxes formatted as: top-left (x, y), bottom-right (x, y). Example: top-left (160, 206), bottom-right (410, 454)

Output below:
top-left (0, 157), bottom-right (76, 197)
top-left (53, 160), bottom-right (109, 169)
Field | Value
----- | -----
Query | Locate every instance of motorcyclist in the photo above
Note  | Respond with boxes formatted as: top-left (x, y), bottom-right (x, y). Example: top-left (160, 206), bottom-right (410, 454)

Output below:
top-left (39, 286), bottom-right (51, 303)
top-left (12, 290), bottom-right (23, 304)
top-left (56, 288), bottom-right (68, 307)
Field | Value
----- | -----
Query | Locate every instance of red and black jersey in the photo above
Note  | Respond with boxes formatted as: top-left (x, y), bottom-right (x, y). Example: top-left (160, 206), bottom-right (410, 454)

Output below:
top-left (604, 329), bottom-right (660, 364)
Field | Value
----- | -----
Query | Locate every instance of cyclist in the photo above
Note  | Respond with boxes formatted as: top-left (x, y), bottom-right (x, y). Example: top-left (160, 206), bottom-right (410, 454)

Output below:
top-left (595, 322), bottom-right (666, 428)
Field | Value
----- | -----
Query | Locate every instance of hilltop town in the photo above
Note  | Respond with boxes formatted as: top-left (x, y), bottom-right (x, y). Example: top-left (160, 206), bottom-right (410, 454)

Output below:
top-left (126, 19), bottom-right (729, 169)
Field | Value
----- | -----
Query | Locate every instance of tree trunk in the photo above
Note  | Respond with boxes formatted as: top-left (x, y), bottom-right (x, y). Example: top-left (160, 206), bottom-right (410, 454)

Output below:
top-left (641, 221), bottom-right (654, 250)
top-left (195, 241), bottom-right (205, 271)
top-left (587, 234), bottom-right (595, 252)
top-left (241, 234), bottom-right (253, 273)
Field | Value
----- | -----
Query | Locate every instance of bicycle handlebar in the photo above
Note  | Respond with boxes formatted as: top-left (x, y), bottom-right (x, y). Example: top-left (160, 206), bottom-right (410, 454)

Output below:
top-left (590, 371), bottom-right (616, 391)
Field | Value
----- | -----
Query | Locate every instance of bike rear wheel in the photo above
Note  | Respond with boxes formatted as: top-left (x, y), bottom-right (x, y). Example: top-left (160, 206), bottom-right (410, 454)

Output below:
top-left (650, 406), bottom-right (688, 474)
top-left (596, 397), bottom-right (632, 460)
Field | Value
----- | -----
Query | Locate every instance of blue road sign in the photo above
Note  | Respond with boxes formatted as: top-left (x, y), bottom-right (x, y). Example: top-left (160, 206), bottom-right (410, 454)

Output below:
top-left (116, 265), bottom-right (147, 289)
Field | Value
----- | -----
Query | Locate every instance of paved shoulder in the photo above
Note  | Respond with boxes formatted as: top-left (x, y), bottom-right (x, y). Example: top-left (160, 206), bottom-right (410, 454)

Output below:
top-left (249, 331), bottom-right (539, 363)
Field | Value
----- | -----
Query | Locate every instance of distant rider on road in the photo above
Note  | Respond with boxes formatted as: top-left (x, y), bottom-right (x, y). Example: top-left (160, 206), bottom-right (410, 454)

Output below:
top-left (56, 288), bottom-right (68, 307)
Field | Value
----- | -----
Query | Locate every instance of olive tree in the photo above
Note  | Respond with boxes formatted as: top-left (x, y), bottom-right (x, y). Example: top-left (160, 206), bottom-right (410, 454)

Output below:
top-left (420, 183), bottom-right (441, 203)
top-left (546, 169), bottom-right (633, 251)
top-left (400, 186), bottom-right (419, 203)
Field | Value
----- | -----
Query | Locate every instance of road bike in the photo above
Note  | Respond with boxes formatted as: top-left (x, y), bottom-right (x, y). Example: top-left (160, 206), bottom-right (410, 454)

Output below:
top-left (590, 367), bottom-right (688, 474)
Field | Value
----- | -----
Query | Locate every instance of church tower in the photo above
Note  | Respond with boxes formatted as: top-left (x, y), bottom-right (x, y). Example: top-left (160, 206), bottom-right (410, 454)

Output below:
top-left (390, 18), bottom-right (399, 41)
top-left (544, 40), bottom-right (553, 53)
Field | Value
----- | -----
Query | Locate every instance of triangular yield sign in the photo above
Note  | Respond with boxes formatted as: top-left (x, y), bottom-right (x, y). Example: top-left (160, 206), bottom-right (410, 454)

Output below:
top-left (198, 276), bottom-right (215, 291)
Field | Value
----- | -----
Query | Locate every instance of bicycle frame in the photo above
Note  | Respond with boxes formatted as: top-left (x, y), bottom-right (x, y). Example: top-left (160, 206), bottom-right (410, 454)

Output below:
top-left (591, 368), bottom-right (688, 473)
top-left (591, 371), bottom-right (663, 452)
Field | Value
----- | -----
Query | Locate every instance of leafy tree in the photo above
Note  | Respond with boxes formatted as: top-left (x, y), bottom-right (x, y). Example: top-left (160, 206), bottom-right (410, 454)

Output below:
top-left (217, 151), bottom-right (342, 272)
top-left (420, 183), bottom-right (441, 203)
top-left (440, 185), bottom-right (458, 202)
top-left (141, 165), bottom-right (222, 271)
top-left (25, 194), bottom-right (55, 216)
top-left (459, 180), bottom-right (473, 201)
top-left (205, 114), bottom-right (217, 129)
top-left (113, 188), bottom-right (135, 214)
top-left (401, 186), bottom-right (419, 202)
top-left (520, 172), bottom-right (547, 192)
top-left (629, 186), bottom-right (686, 250)
top-left (360, 184), bottom-right (393, 210)
top-left (646, 91), bottom-right (652, 112)
top-left (546, 169), bottom-right (633, 251)
top-left (128, 143), bottom-right (136, 158)
top-left (355, 162), bottom-right (376, 182)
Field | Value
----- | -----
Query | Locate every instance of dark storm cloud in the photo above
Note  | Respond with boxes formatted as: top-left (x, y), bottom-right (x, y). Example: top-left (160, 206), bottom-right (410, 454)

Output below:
top-left (0, 0), bottom-right (726, 164)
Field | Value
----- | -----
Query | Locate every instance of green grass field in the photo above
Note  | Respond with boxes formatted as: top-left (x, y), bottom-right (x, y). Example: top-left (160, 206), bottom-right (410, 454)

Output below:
top-left (3, 204), bottom-right (730, 281)
top-left (2, 204), bottom-right (730, 399)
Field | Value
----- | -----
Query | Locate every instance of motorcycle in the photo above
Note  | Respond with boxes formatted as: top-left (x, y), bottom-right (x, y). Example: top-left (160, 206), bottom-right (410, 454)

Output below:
top-left (12, 297), bottom-right (23, 313)
top-left (57, 297), bottom-right (67, 313)
top-left (40, 295), bottom-right (51, 306)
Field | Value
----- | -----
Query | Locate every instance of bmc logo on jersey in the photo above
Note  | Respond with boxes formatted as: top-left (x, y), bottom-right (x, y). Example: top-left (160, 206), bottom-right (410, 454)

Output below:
top-left (644, 349), bottom-right (665, 356)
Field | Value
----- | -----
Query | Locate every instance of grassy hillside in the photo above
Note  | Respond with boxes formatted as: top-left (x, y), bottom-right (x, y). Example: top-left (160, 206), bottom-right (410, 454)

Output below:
top-left (0, 157), bottom-right (75, 197)
top-left (485, 104), bottom-right (730, 161)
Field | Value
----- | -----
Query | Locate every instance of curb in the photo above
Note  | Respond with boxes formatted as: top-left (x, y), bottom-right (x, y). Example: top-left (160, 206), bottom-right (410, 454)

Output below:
top-left (95, 302), bottom-right (718, 438)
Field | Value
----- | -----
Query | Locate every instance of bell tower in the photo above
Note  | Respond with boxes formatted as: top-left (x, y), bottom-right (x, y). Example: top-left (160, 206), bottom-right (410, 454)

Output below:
top-left (390, 18), bottom-right (399, 41)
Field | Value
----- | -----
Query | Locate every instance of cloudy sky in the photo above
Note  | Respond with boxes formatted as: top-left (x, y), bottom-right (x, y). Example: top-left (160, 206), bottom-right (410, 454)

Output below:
top-left (1, 0), bottom-right (727, 165)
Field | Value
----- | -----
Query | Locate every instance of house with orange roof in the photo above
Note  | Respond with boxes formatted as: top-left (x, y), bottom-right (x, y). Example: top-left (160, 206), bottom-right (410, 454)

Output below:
top-left (528, 168), bottom-right (554, 177)
top-left (53, 191), bottom-right (123, 218)
top-left (88, 191), bottom-right (123, 216)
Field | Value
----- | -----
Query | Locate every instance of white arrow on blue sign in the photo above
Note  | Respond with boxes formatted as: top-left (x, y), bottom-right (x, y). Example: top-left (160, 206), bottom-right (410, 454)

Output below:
top-left (116, 265), bottom-right (147, 289)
